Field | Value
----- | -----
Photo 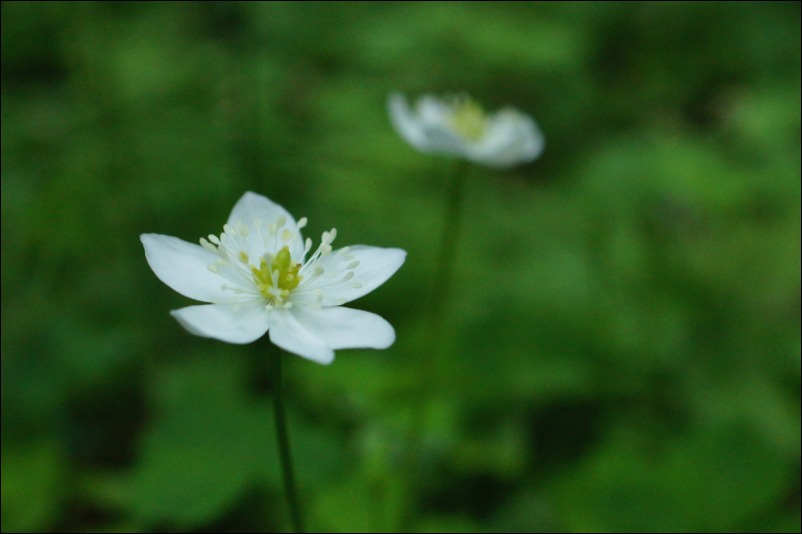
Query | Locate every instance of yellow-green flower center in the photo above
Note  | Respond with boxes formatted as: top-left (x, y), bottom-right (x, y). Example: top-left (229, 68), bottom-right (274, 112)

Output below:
top-left (250, 245), bottom-right (302, 301)
top-left (449, 98), bottom-right (487, 141)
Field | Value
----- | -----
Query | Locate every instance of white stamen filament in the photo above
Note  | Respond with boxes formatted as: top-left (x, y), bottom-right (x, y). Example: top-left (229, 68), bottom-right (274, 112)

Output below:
top-left (199, 215), bottom-right (362, 309)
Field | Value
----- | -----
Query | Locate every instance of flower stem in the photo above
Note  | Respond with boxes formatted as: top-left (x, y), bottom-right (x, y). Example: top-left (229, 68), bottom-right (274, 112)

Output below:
top-left (399, 160), bottom-right (471, 531)
top-left (271, 350), bottom-right (304, 533)
top-left (431, 160), bottom-right (470, 326)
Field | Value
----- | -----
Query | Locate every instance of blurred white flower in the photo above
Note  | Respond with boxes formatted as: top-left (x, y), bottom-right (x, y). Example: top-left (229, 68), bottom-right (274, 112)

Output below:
top-left (141, 192), bottom-right (406, 364)
top-left (388, 92), bottom-right (544, 168)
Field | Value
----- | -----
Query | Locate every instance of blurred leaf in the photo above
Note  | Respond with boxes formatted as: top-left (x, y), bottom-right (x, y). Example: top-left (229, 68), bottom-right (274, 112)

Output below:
top-left (549, 422), bottom-right (793, 531)
top-left (0, 441), bottom-right (65, 533)
top-left (123, 356), bottom-right (274, 528)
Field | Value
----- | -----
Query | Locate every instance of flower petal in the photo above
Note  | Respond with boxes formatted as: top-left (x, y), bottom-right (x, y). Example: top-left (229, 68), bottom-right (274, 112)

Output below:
top-left (141, 233), bottom-right (243, 303)
top-left (292, 306), bottom-right (395, 350)
top-left (390, 93), bottom-right (469, 157)
top-left (227, 192), bottom-right (305, 261)
top-left (419, 124), bottom-right (470, 156)
top-left (268, 309), bottom-right (334, 364)
top-left (388, 93), bottom-right (428, 150)
top-left (170, 301), bottom-right (270, 344)
top-left (469, 110), bottom-right (544, 168)
top-left (305, 246), bottom-right (406, 306)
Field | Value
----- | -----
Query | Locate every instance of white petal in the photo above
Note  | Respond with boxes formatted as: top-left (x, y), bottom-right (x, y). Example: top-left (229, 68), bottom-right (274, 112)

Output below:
top-left (388, 93), bottom-right (428, 150)
top-left (389, 93), bottom-right (468, 157)
top-left (170, 301), bottom-right (270, 344)
top-left (469, 110), bottom-right (544, 168)
top-left (292, 306), bottom-right (395, 350)
top-left (414, 95), bottom-right (478, 155)
top-left (416, 95), bottom-right (453, 126)
top-left (268, 309), bottom-right (334, 364)
top-left (306, 246), bottom-right (406, 306)
top-left (419, 124), bottom-right (470, 156)
top-left (227, 192), bottom-right (305, 260)
top-left (141, 233), bottom-right (242, 303)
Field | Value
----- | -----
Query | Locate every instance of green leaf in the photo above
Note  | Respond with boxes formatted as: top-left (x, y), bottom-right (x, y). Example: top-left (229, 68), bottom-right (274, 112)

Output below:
top-left (124, 356), bottom-right (274, 528)
top-left (1, 441), bottom-right (65, 533)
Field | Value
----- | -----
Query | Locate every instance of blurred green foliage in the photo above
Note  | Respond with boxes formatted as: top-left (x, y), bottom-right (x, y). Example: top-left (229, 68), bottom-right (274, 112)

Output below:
top-left (2, 2), bottom-right (800, 532)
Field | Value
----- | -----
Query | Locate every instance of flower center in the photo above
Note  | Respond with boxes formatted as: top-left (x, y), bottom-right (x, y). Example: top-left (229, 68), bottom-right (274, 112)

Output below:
top-left (200, 215), bottom-right (345, 310)
top-left (449, 97), bottom-right (487, 141)
top-left (250, 245), bottom-right (302, 301)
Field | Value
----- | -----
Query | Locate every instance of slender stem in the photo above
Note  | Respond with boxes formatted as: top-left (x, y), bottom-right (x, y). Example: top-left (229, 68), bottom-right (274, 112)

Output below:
top-left (430, 160), bottom-right (470, 326)
top-left (399, 161), bottom-right (471, 532)
top-left (271, 350), bottom-right (304, 533)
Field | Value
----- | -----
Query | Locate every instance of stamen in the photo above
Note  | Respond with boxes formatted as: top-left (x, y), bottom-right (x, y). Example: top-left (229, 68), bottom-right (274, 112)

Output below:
top-left (200, 237), bottom-right (217, 253)
top-left (448, 96), bottom-right (488, 141)
top-left (201, 213), bottom-right (366, 311)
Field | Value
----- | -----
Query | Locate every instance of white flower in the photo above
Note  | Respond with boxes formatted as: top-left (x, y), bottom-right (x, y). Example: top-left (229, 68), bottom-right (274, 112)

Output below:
top-left (388, 92), bottom-right (544, 169)
top-left (141, 192), bottom-right (406, 365)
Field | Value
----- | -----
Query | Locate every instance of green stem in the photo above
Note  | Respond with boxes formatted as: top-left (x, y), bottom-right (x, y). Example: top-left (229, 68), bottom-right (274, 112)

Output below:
top-left (271, 350), bottom-right (304, 533)
top-left (399, 160), bottom-right (471, 532)
top-left (430, 160), bottom-right (470, 326)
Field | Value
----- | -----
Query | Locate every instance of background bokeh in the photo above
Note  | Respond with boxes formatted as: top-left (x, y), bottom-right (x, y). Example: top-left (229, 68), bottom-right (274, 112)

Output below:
top-left (2, 2), bottom-right (800, 532)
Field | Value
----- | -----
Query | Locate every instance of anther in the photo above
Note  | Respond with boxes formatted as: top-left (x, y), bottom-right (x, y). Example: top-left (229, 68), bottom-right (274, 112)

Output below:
top-left (200, 238), bottom-right (217, 253)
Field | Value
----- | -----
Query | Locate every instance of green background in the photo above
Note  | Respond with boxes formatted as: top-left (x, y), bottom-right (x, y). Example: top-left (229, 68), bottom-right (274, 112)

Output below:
top-left (2, 2), bottom-right (800, 532)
